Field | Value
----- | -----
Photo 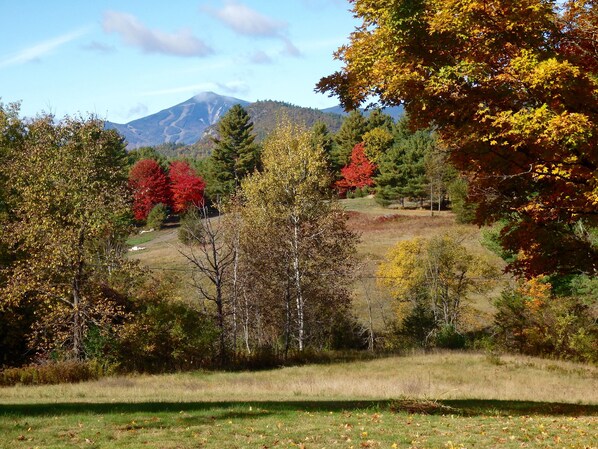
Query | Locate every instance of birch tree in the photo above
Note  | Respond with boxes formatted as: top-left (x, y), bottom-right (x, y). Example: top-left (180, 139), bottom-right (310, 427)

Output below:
top-left (241, 118), bottom-right (358, 352)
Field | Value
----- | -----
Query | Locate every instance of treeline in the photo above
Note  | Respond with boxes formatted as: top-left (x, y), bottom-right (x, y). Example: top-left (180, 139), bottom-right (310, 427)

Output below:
top-left (0, 104), bottom-right (360, 375)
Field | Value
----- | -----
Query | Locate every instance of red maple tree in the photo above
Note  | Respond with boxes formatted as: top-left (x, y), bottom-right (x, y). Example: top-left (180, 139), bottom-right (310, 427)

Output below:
top-left (169, 160), bottom-right (206, 213)
top-left (129, 159), bottom-right (172, 221)
top-left (335, 143), bottom-right (377, 195)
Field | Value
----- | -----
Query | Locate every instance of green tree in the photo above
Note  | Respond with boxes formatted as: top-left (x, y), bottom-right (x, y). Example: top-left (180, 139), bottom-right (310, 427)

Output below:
top-left (210, 104), bottom-right (259, 198)
top-left (375, 129), bottom-right (432, 207)
top-left (310, 121), bottom-right (335, 173)
top-left (241, 118), bottom-right (358, 352)
top-left (333, 110), bottom-right (368, 170)
top-left (2, 115), bottom-right (131, 360)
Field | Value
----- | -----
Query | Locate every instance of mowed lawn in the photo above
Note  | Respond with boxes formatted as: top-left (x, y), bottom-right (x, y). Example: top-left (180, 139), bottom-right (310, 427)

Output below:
top-left (1, 353), bottom-right (596, 448)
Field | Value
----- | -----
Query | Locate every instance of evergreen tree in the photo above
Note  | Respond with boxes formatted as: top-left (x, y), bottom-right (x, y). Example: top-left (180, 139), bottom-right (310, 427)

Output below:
top-left (310, 121), bottom-right (335, 173)
top-left (375, 129), bottom-right (433, 207)
top-left (333, 110), bottom-right (368, 169)
top-left (210, 105), bottom-right (259, 198)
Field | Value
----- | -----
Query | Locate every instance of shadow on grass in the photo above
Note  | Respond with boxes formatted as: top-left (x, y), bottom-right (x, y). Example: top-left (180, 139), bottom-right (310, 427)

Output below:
top-left (1, 399), bottom-right (596, 418)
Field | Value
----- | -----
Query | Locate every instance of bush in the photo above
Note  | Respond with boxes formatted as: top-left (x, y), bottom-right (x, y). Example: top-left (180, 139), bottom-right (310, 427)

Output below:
top-left (434, 324), bottom-right (466, 349)
top-left (146, 203), bottom-right (167, 229)
top-left (494, 284), bottom-right (598, 362)
top-left (178, 208), bottom-right (204, 245)
top-left (0, 360), bottom-right (111, 386)
top-left (116, 295), bottom-right (218, 373)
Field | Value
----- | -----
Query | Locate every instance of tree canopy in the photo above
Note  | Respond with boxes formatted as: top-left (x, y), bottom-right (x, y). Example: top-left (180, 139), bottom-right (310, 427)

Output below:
top-left (318, 0), bottom-right (598, 277)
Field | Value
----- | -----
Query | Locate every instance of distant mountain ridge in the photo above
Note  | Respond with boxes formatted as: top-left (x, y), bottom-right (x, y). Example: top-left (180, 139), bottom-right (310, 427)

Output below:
top-left (106, 92), bottom-right (403, 150)
top-left (105, 92), bottom-right (249, 149)
top-left (321, 104), bottom-right (404, 120)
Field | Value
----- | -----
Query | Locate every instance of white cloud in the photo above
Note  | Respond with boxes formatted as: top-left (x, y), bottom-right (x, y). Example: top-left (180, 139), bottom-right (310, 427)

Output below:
top-left (0, 27), bottom-right (90, 69)
top-left (206, 1), bottom-right (286, 37)
top-left (281, 38), bottom-right (301, 57)
top-left (141, 80), bottom-right (248, 97)
top-left (102, 11), bottom-right (212, 57)
top-left (127, 102), bottom-right (149, 118)
top-left (205, 1), bottom-right (300, 59)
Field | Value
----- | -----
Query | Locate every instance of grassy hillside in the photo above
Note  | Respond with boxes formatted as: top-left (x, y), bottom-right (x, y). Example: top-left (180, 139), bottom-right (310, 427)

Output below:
top-left (128, 197), bottom-right (506, 333)
top-left (1, 353), bottom-right (596, 448)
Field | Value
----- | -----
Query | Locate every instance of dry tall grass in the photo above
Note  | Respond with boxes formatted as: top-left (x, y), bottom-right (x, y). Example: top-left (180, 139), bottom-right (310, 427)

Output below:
top-left (2, 353), bottom-right (596, 405)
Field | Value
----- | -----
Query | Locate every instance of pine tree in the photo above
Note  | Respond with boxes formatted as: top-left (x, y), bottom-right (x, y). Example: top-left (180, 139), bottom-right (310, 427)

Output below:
top-left (210, 104), bottom-right (259, 198)
top-left (333, 110), bottom-right (368, 169)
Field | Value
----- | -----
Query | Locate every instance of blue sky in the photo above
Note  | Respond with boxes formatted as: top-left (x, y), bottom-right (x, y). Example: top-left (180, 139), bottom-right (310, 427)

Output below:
top-left (0, 0), bottom-right (356, 123)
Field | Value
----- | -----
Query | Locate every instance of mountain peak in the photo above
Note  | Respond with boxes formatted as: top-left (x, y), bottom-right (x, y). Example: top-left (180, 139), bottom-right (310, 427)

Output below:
top-left (190, 91), bottom-right (246, 104)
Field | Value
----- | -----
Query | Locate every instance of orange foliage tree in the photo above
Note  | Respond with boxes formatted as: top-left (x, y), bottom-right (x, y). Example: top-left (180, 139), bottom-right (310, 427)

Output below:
top-left (335, 142), bottom-right (377, 195)
top-left (318, 0), bottom-right (598, 277)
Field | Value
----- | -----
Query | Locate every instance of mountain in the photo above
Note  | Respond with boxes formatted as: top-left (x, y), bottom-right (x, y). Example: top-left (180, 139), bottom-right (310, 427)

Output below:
top-left (105, 92), bottom-right (403, 153)
top-left (105, 92), bottom-right (249, 149)
top-left (321, 104), bottom-right (405, 121)
top-left (186, 100), bottom-right (345, 158)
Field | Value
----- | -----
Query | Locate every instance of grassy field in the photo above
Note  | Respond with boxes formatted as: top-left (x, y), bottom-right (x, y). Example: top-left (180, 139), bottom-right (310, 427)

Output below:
top-left (1, 353), bottom-right (596, 448)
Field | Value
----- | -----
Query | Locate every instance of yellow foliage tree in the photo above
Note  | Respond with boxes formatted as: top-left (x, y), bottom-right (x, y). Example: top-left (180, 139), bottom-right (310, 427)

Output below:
top-left (378, 233), bottom-right (499, 336)
top-left (318, 0), bottom-right (598, 277)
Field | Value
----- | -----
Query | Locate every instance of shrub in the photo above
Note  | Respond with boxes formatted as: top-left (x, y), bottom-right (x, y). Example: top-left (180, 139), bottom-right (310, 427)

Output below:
top-left (116, 296), bottom-right (218, 373)
top-left (0, 360), bottom-right (112, 386)
top-left (146, 203), bottom-right (167, 229)
top-left (178, 208), bottom-right (204, 245)
top-left (434, 324), bottom-right (466, 349)
top-left (494, 279), bottom-right (598, 362)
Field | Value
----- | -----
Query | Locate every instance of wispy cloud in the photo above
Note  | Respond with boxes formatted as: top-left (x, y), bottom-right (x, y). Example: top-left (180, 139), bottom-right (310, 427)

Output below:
top-left (142, 80), bottom-right (249, 97)
top-left (82, 41), bottom-right (116, 54)
top-left (127, 102), bottom-right (148, 118)
top-left (205, 1), bottom-right (301, 58)
top-left (249, 50), bottom-right (272, 64)
top-left (0, 27), bottom-right (90, 69)
top-left (102, 11), bottom-right (212, 57)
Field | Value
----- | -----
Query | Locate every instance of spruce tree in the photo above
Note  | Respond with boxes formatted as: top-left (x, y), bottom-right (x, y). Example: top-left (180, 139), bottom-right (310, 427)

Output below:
top-left (210, 105), bottom-right (259, 198)
top-left (333, 110), bottom-right (367, 169)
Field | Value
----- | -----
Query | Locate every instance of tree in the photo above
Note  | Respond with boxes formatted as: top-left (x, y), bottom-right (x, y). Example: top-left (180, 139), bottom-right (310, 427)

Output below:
top-left (333, 110), bottom-right (368, 169)
top-left (210, 104), bottom-right (259, 197)
top-left (378, 233), bottom-right (499, 344)
top-left (2, 115), bottom-right (130, 359)
top-left (310, 121), bottom-right (335, 173)
top-left (178, 206), bottom-right (235, 365)
top-left (129, 159), bottom-right (172, 221)
top-left (335, 143), bottom-right (377, 195)
top-left (241, 118), bottom-right (358, 352)
top-left (375, 129), bottom-right (432, 207)
top-left (169, 160), bottom-right (205, 214)
top-left (318, 0), bottom-right (598, 277)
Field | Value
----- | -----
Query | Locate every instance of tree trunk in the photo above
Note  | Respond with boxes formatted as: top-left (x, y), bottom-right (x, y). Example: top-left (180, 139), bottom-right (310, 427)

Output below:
top-left (291, 218), bottom-right (305, 351)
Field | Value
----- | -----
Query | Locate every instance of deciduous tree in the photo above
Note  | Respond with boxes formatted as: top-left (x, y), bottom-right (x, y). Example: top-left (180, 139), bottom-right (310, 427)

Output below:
top-left (129, 159), bottom-right (172, 221)
top-left (2, 115), bottom-right (131, 359)
top-left (242, 118), bottom-right (358, 352)
top-left (335, 143), bottom-right (377, 195)
top-left (169, 160), bottom-right (205, 214)
top-left (318, 0), bottom-right (598, 277)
